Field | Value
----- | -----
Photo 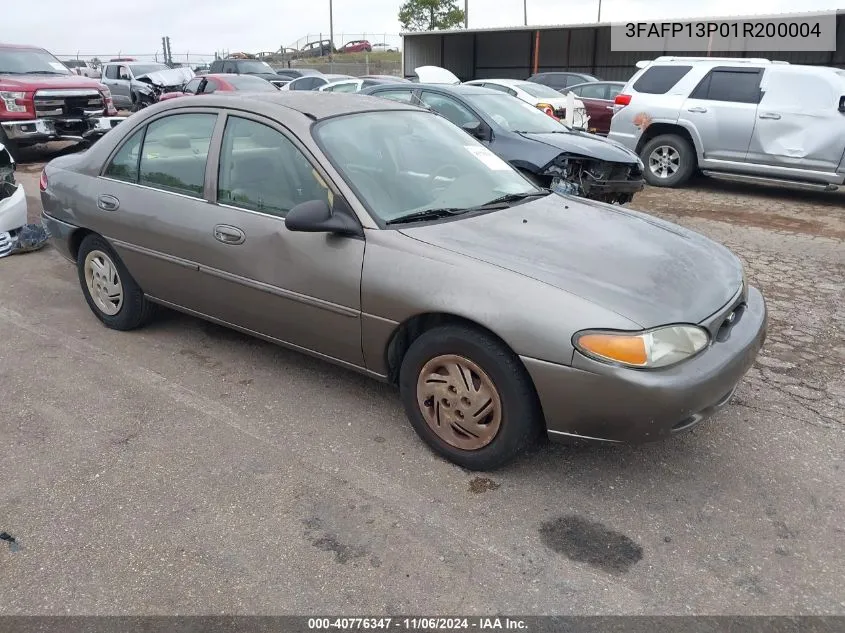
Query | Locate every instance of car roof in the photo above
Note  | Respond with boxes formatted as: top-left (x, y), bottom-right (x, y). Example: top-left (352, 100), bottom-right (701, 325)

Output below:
top-left (370, 83), bottom-right (501, 96)
top-left (467, 78), bottom-right (530, 87)
top-left (176, 91), bottom-right (422, 120)
top-left (0, 43), bottom-right (47, 50)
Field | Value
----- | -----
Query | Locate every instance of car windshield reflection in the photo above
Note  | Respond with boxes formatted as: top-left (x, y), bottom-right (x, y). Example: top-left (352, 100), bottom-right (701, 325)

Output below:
top-left (314, 111), bottom-right (541, 223)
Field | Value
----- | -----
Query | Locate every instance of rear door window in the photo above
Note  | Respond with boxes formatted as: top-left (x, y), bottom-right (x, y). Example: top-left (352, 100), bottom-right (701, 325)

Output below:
top-left (633, 65), bottom-right (693, 94)
top-left (103, 128), bottom-right (144, 182)
top-left (690, 68), bottom-right (763, 104)
top-left (138, 113), bottom-right (217, 197)
top-left (419, 92), bottom-right (478, 127)
top-left (575, 83), bottom-right (608, 99)
top-left (374, 89), bottom-right (416, 103)
top-left (104, 65), bottom-right (119, 80)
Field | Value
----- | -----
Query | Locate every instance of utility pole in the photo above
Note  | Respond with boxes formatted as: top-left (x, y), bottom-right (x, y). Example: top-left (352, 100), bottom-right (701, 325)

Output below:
top-left (329, 0), bottom-right (334, 70)
top-left (464, 0), bottom-right (468, 28)
top-left (597, 0), bottom-right (602, 22)
top-left (523, 0), bottom-right (527, 26)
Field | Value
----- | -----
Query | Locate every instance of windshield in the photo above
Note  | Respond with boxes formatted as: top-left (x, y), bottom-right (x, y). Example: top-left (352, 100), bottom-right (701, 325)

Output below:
top-left (226, 75), bottom-right (277, 91)
top-left (0, 48), bottom-right (71, 75)
top-left (464, 94), bottom-right (569, 134)
top-left (237, 60), bottom-right (275, 74)
top-left (314, 111), bottom-right (540, 223)
top-left (130, 63), bottom-right (169, 76)
top-left (518, 82), bottom-right (564, 98)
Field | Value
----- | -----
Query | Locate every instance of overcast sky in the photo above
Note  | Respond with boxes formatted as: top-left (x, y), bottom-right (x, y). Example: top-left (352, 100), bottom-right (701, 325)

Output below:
top-left (4, 0), bottom-right (841, 60)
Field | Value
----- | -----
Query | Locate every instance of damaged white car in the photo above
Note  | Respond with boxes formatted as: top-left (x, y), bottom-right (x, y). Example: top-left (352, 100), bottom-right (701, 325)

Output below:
top-left (0, 142), bottom-right (28, 256)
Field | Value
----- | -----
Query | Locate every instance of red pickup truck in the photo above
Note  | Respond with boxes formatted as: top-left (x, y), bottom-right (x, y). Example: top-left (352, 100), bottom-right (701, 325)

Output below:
top-left (0, 43), bottom-right (123, 160)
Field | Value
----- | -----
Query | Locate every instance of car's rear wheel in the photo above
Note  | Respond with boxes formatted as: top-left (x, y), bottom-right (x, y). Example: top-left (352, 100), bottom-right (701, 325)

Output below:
top-left (77, 234), bottom-right (155, 330)
top-left (398, 325), bottom-right (542, 470)
top-left (641, 134), bottom-right (695, 187)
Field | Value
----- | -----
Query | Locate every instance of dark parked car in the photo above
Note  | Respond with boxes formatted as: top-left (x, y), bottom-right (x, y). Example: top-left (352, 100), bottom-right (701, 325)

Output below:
top-left (299, 40), bottom-right (336, 58)
top-left (527, 72), bottom-right (600, 92)
top-left (275, 68), bottom-right (322, 80)
top-left (39, 92), bottom-right (766, 470)
top-left (208, 58), bottom-right (287, 88)
top-left (562, 81), bottom-right (626, 136)
top-left (361, 83), bottom-right (644, 204)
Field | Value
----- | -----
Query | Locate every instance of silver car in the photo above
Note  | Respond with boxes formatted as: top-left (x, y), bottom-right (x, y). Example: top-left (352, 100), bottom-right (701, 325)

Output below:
top-left (40, 93), bottom-right (767, 470)
top-left (609, 57), bottom-right (845, 190)
top-left (101, 62), bottom-right (193, 110)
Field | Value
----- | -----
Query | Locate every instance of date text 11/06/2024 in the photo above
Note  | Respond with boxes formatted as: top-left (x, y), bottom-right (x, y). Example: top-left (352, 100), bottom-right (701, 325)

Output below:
top-left (624, 21), bottom-right (823, 38)
top-left (307, 617), bottom-right (528, 630)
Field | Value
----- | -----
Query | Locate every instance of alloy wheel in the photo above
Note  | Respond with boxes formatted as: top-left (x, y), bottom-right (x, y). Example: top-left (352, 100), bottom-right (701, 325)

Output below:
top-left (648, 145), bottom-right (681, 179)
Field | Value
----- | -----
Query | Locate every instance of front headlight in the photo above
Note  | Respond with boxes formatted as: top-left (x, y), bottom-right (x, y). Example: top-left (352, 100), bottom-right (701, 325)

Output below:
top-left (0, 91), bottom-right (27, 113)
top-left (573, 325), bottom-right (710, 369)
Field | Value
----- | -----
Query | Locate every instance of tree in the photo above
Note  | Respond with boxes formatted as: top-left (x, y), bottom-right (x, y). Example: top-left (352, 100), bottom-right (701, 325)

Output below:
top-left (398, 0), bottom-right (465, 31)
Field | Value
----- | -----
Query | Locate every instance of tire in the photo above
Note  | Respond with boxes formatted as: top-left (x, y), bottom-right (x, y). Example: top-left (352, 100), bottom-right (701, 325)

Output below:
top-left (640, 134), bottom-right (695, 188)
top-left (76, 234), bottom-right (155, 330)
top-left (398, 325), bottom-right (543, 470)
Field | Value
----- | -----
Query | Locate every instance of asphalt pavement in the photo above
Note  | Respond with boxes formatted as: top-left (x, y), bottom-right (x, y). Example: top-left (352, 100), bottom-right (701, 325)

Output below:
top-left (1, 154), bottom-right (843, 614)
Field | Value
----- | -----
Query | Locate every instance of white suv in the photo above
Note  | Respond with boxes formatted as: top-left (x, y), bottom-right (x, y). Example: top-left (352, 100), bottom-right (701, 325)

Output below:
top-left (608, 57), bottom-right (845, 190)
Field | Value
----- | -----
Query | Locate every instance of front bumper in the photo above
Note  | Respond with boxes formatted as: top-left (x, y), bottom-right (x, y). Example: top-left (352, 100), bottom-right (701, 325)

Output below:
top-left (522, 285), bottom-right (768, 443)
top-left (0, 183), bottom-right (27, 233)
top-left (1, 116), bottom-right (125, 145)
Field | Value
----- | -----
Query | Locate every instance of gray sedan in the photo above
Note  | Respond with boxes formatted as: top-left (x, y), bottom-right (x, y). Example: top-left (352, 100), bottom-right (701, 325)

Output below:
top-left (40, 92), bottom-right (767, 470)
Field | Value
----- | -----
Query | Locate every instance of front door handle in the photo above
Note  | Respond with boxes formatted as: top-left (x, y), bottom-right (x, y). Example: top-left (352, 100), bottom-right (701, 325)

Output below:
top-left (97, 194), bottom-right (120, 211)
top-left (759, 112), bottom-right (781, 120)
top-left (687, 106), bottom-right (707, 113)
top-left (213, 224), bottom-right (245, 245)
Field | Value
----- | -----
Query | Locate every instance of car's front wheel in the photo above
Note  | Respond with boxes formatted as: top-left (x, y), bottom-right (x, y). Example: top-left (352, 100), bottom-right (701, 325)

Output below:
top-left (77, 234), bottom-right (155, 330)
top-left (399, 325), bottom-right (543, 470)
top-left (641, 134), bottom-right (695, 187)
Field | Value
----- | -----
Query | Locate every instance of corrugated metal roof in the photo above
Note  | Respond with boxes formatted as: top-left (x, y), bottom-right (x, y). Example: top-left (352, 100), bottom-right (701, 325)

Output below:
top-left (400, 8), bottom-right (845, 37)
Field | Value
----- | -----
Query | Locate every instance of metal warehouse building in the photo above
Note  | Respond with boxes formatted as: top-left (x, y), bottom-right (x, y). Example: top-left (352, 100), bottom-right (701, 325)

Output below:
top-left (401, 10), bottom-right (845, 82)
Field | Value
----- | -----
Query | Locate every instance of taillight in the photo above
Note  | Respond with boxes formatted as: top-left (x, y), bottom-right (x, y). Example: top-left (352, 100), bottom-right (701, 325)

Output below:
top-left (615, 93), bottom-right (632, 106)
top-left (39, 169), bottom-right (48, 191)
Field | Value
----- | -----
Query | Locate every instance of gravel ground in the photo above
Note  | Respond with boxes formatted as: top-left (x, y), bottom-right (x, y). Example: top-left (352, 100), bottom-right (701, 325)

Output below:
top-left (1, 146), bottom-right (843, 615)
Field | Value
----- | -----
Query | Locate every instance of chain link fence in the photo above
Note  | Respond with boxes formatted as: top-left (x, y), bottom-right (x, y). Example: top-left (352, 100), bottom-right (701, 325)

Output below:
top-left (286, 33), bottom-right (402, 53)
top-left (53, 53), bottom-right (217, 70)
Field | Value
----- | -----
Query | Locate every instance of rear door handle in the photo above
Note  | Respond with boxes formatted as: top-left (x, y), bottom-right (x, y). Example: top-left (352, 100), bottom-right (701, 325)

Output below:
top-left (687, 106), bottom-right (707, 113)
top-left (759, 112), bottom-right (781, 120)
top-left (97, 194), bottom-right (120, 211)
top-left (213, 224), bottom-right (245, 245)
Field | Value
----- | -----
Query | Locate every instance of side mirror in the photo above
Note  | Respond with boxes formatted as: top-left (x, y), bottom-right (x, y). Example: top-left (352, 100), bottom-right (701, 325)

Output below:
top-left (461, 120), bottom-right (489, 141)
top-left (285, 198), bottom-right (362, 237)
top-left (839, 96), bottom-right (845, 113)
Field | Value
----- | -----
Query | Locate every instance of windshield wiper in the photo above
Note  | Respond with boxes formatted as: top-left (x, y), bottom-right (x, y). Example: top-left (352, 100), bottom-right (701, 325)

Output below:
top-left (25, 70), bottom-right (66, 75)
top-left (476, 191), bottom-right (548, 207)
top-left (387, 192), bottom-right (547, 225)
top-left (385, 208), bottom-right (470, 225)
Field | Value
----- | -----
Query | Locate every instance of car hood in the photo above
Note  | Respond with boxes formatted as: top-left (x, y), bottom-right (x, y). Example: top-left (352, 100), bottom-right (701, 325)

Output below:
top-left (414, 66), bottom-right (460, 84)
top-left (0, 73), bottom-right (103, 90)
top-left (136, 67), bottom-right (194, 86)
top-left (519, 131), bottom-right (640, 164)
top-left (399, 195), bottom-right (743, 328)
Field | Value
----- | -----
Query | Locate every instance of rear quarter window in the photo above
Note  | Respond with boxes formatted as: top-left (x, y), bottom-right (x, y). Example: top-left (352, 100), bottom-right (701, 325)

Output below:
top-left (633, 65), bottom-right (693, 94)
